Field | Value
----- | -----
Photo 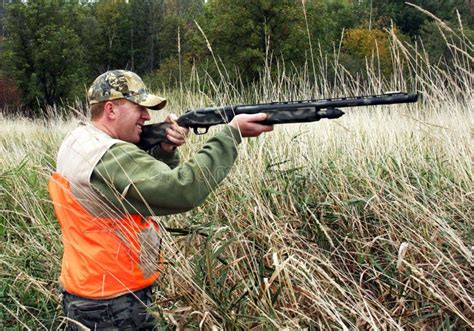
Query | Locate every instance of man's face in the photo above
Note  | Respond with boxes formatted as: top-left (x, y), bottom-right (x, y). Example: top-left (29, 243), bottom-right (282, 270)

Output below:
top-left (112, 100), bottom-right (151, 143)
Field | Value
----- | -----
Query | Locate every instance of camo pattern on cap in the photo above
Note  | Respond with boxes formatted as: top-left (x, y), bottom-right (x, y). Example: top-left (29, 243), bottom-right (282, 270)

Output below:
top-left (87, 70), bottom-right (166, 110)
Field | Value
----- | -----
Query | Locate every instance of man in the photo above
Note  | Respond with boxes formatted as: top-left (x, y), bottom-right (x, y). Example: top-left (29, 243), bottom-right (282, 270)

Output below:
top-left (48, 70), bottom-right (273, 330)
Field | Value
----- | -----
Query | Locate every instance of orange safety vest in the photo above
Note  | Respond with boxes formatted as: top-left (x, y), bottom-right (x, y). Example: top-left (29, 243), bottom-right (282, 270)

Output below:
top-left (49, 172), bottom-right (162, 298)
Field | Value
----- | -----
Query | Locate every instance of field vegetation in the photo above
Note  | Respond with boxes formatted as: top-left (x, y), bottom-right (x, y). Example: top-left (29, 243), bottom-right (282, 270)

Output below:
top-left (1, 2), bottom-right (473, 330)
top-left (1, 15), bottom-right (473, 329)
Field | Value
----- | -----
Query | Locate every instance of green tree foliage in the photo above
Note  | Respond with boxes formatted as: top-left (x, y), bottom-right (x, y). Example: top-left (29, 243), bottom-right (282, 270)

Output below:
top-left (127, 0), bottom-right (162, 73)
top-left (93, 0), bottom-right (163, 74)
top-left (319, 0), bottom-right (366, 43)
top-left (369, 0), bottom-right (473, 37)
top-left (159, 0), bottom-right (206, 61)
top-left (2, 1), bottom-right (90, 113)
top-left (148, 0), bottom-right (206, 87)
top-left (350, 0), bottom-right (473, 74)
top-left (1, 0), bottom-right (471, 114)
top-left (202, 0), bottom-right (308, 81)
top-left (419, 20), bottom-right (474, 70)
top-left (94, 0), bottom-right (130, 71)
top-left (1, 0), bottom-right (169, 112)
top-left (341, 27), bottom-right (394, 76)
top-left (189, 0), bottom-right (369, 83)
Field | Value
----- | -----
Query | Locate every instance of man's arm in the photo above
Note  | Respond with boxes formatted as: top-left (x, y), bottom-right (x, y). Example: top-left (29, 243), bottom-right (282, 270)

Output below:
top-left (148, 144), bottom-right (180, 169)
top-left (90, 113), bottom-right (272, 216)
top-left (91, 125), bottom-right (241, 216)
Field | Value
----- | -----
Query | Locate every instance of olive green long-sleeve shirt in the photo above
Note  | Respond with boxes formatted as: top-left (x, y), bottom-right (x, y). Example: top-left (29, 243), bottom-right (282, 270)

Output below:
top-left (90, 125), bottom-right (241, 216)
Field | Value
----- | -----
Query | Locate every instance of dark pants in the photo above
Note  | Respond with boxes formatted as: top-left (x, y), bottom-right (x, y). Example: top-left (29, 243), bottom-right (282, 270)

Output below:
top-left (62, 286), bottom-right (156, 330)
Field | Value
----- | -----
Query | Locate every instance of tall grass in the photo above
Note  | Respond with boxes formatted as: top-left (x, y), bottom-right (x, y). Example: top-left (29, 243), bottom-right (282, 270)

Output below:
top-left (1, 16), bottom-right (473, 330)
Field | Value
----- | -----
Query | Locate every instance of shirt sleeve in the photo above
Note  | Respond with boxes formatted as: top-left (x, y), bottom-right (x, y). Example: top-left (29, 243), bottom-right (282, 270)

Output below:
top-left (148, 143), bottom-right (180, 169)
top-left (90, 125), bottom-right (242, 216)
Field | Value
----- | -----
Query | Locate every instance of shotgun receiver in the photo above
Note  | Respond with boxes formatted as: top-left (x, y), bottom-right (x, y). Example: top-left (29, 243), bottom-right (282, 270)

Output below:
top-left (138, 92), bottom-right (418, 150)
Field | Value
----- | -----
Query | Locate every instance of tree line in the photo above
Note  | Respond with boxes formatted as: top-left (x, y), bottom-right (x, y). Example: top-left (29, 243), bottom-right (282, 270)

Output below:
top-left (0, 0), bottom-right (472, 116)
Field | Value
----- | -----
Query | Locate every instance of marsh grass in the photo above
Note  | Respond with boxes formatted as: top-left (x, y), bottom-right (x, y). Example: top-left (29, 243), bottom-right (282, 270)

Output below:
top-left (155, 107), bottom-right (472, 330)
top-left (1, 13), bottom-right (473, 331)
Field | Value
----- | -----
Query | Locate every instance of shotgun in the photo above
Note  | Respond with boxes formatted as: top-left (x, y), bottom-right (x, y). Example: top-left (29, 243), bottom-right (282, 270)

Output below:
top-left (138, 92), bottom-right (418, 150)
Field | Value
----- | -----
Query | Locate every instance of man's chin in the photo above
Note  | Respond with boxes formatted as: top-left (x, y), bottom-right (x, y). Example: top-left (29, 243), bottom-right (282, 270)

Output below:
top-left (132, 137), bottom-right (140, 144)
top-left (121, 135), bottom-right (140, 144)
top-left (131, 130), bottom-right (141, 144)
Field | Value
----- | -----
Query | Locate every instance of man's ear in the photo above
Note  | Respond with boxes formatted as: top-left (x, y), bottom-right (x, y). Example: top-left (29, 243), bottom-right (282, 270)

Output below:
top-left (103, 101), bottom-right (117, 120)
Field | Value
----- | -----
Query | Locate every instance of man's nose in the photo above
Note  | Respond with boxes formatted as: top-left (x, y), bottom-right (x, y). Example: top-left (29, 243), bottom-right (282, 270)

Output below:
top-left (142, 108), bottom-right (151, 120)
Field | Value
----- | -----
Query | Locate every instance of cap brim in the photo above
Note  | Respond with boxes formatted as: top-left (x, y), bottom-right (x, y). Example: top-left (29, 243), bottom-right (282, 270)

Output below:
top-left (128, 93), bottom-right (167, 110)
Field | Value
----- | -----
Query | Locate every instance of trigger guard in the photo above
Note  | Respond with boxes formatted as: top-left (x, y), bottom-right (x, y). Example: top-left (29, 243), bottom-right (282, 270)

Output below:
top-left (193, 127), bottom-right (209, 135)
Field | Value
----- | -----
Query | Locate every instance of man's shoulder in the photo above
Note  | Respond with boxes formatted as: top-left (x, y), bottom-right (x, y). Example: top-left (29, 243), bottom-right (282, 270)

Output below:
top-left (101, 141), bottom-right (150, 164)
top-left (106, 140), bottom-right (141, 153)
top-left (60, 122), bottom-right (125, 151)
top-left (57, 122), bottom-right (126, 174)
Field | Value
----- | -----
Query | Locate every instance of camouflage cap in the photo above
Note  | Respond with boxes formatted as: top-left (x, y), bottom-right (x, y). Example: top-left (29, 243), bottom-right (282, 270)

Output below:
top-left (87, 70), bottom-right (166, 110)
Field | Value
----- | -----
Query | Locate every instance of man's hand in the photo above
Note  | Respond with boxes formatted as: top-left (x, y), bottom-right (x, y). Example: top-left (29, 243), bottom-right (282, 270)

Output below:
top-left (229, 113), bottom-right (273, 137)
top-left (160, 114), bottom-right (189, 152)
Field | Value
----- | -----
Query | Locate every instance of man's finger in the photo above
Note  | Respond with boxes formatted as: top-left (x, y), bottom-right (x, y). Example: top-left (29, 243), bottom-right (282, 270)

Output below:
top-left (247, 112), bottom-right (269, 122)
top-left (166, 127), bottom-right (186, 140)
top-left (165, 134), bottom-right (184, 146)
top-left (169, 114), bottom-right (178, 121)
top-left (249, 124), bottom-right (273, 136)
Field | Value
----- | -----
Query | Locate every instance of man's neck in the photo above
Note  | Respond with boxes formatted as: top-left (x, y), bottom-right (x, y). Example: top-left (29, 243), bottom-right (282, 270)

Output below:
top-left (91, 120), bottom-right (116, 139)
